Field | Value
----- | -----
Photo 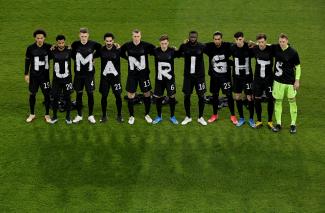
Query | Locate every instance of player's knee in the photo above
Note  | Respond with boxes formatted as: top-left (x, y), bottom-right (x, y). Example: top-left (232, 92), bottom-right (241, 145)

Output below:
top-left (247, 95), bottom-right (253, 101)
top-left (234, 93), bottom-right (241, 100)
top-left (128, 92), bottom-right (135, 99)
top-left (169, 95), bottom-right (175, 98)
top-left (288, 98), bottom-right (296, 103)
top-left (143, 91), bottom-right (151, 97)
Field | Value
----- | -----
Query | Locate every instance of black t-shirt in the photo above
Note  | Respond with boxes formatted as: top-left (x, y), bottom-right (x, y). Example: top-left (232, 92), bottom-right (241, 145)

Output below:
top-left (96, 45), bottom-right (121, 78)
top-left (230, 42), bottom-right (253, 80)
top-left (273, 44), bottom-right (300, 85)
top-left (25, 43), bottom-right (52, 77)
top-left (152, 47), bottom-right (179, 81)
top-left (178, 42), bottom-right (205, 78)
top-left (71, 40), bottom-right (101, 76)
top-left (250, 45), bottom-right (274, 79)
top-left (51, 46), bottom-right (72, 81)
top-left (120, 41), bottom-right (155, 76)
top-left (204, 41), bottom-right (232, 78)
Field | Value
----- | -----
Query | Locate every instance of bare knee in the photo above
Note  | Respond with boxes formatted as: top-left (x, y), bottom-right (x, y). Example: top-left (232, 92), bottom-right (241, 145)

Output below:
top-left (128, 92), bottom-right (135, 99)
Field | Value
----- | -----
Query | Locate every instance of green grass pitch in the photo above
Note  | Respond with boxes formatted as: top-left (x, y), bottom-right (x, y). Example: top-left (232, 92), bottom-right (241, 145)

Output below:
top-left (0, 0), bottom-right (324, 212)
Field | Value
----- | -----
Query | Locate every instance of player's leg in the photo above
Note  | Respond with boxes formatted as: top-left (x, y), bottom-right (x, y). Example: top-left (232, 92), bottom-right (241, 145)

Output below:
top-left (26, 76), bottom-right (38, 122)
top-left (288, 85), bottom-right (297, 134)
top-left (50, 80), bottom-right (60, 124)
top-left (73, 76), bottom-right (84, 123)
top-left (140, 73), bottom-right (152, 123)
top-left (126, 75), bottom-right (137, 124)
top-left (40, 76), bottom-right (51, 123)
top-left (208, 76), bottom-right (219, 123)
top-left (85, 76), bottom-right (96, 124)
top-left (167, 79), bottom-right (178, 124)
top-left (222, 79), bottom-right (237, 125)
top-left (265, 83), bottom-right (274, 129)
top-left (63, 80), bottom-right (73, 124)
top-left (111, 78), bottom-right (123, 123)
top-left (152, 80), bottom-right (164, 124)
top-left (252, 79), bottom-right (262, 128)
top-left (233, 78), bottom-right (245, 126)
top-left (195, 78), bottom-right (207, 126)
top-left (99, 77), bottom-right (109, 123)
top-left (272, 81), bottom-right (285, 132)
top-left (181, 77), bottom-right (193, 125)
top-left (244, 81), bottom-right (255, 128)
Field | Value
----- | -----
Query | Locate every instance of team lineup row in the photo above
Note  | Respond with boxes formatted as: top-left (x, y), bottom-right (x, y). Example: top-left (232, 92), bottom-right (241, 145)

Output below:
top-left (24, 28), bottom-right (301, 133)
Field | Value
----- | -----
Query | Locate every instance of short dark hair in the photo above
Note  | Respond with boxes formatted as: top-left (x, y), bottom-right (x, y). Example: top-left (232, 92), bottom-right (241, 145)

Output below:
top-left (189, 31), bottom-right (198, 36)
top-left (256, 33), bottom-right (267, 40)
top-left (56, 34), bottom-right (66, 41)
top-left (132, 29), bottom-right (141, 34)
top-left (104, 32), bottom-right (115, 40)
top-left (279, 33), bottom-right (288, 40)
top-left (33, 29), bottom-right (47, 38)
top-left (213, 31), bottom-right (223, 38)
top-left (159, 34), bottom-right (169, 41)
top-left (79, 28), bottom-right (89, 34)
top-left (234, 31), bottom-right (244, 38)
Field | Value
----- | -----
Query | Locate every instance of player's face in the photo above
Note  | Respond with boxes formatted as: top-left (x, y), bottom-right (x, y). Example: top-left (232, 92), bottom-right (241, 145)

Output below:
top-left (132, 32), bottom-right (141, 45)
top-left (235, 37), bottom-right (244, 47)
top-left (79, 32), bottom-right (89, 44)
top-left (279, 37), bottom-right (288, 49)
top-left (57, 39), bottom-right (65, 49)
top-left (160, 39), bottom-right (169, 50)
top-left (105, 37), bottom-right (114, 48)
top-left (189, 33), bottom-right (198, 43)
top-left (213, 35), bottom-right (222, 46)
top-left (35, 34), bottom-right (45, 46)
top-left (257, 38), bottom-right (266, 50)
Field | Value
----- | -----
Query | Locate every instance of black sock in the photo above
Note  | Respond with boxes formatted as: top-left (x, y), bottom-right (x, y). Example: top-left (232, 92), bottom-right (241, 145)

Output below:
top-left (156, 97), bottom-right (162, 117)
top-left (198, 96), bottom-right (205, 118)
top-left (248, 100), bottom-right (254, 119)
top-left (101, 95), bottom-right (108, 117)
top-left (267, 98), bottom-right (274, 122)
top-left (169, 97), bottom-right (176, 117)
top-left (52, 96), bottom-right (58, 119)
top-left (236, 99), bottom-right (244, 118)
top-left (65, 95), bottom-right (71, 120)
top-left (255, 98), bottom-right (262, 122)
top-left (29, 94), bottom-right (36, 115)
top-left (144, 96), bottom-right (151, 115)
top-left (115, 94), bottom-right (122, 117)
top-left (76, 92), bottom-right (83, 116)
top-left (184, 95), bottom-right (191, 117)
top-left (44, 93), bottom-right (50, 115)
top-left (212, 93), bottom-right (219, 115)
top-left (87, 92), bottom-right (94, 116)
top-left (128, 98), bottom-right (134, 116)
top-left (227, 94), bottom-right (235, 116)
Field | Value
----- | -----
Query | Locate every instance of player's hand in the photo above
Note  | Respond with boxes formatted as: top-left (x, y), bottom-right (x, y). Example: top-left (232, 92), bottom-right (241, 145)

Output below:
top-left (114, 43), bottom-right (120, 48)
top-left (248, 40), bottom-right (256, 48)
top-left (24, 75), bottom-right (29, 83)
top-left (294, 80), bottom-right (300, 90)
top-left (183, 39), bottom-right (189, 44)
top-left (50, 44), bottom-right (57, 51)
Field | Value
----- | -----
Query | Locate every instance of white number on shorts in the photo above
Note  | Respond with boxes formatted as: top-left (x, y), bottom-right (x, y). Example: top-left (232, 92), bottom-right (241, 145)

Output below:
top-left (246, 83), bottom-right (252, 90)
top-left (268, 86), bottom-right (272, 93)
top-left (43, 82), bottom-right (50, 89)
top-left (66, 83), bottom-right (73, 90)
top-left (143, 80), bottom-right (150, 88)
top-left (114, 83), bottom-right (121, 91)
top-left (90, 80), bottom-right (94, 87)
top-left (170, 84), bottom-right (175, 91)
top-left (223, 82), bottom-right (231, 90)
top-left (198, 83), bottom-right (206, 91)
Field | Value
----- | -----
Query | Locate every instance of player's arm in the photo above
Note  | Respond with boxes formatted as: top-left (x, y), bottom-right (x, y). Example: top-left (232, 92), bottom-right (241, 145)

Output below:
top-left (293, 52), bottom-right (301, 90)
top-left (24, 46), bottom-right (31, 83)
top-left (71, 42), bottom-right (77, 60)
top-left (147, 42), bottom-right (156, 56)
top-left (119, 43), bottom-right (128, 60)
top-left (93, 42), bottom-right (102, 59)
top-left (177, 44), bottom-right (185, 58)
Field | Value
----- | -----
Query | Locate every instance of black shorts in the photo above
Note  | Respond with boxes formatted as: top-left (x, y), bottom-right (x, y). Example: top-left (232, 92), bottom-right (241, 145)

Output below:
top-left (154, 78), bottom-right (176, 97)
top-left (52, 78), bottom-right (73, 98)
top-left (253, 77), bottom-right (273, 98)
top-left (99, 76), bottom-right (122, 96)
top-left (126, 72), bottom-right (152, 93)
top-left (210, 75), bottom-right (232, 95)
top-left (182, 76), bottom-right (206, 96)
top-left (233, 77), bottom-right (253, 95)
top-left (73, 75), bottom-right (95, 93)
top-left (29, 74), bottom-right (51, 94)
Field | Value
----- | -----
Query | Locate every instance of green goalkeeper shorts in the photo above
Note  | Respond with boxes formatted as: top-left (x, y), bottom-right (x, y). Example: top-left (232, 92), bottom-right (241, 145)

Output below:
top-left (272, 80), bottom-right (297, 99)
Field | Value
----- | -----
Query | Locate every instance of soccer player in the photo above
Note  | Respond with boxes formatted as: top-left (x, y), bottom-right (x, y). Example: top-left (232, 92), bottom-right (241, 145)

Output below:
top-left (24, 29), bottom-right (52, 123)
top-left (151, 34), bottom-right (179, 124)
top-left (271, 33), bottom-right (301, 134)
top-left (250, 33), bottom-right (274, 129)
top-left (50, 35), bottom-right (73, 124)
top-left (96, 32), bottom-right (123, 123)
top-left (178, 31), bottom-right (207, 126)
top-left (71, 28), bottom-right (101, 124)
top-left (120, 29), bottom-right (155, 125)
top-left (204, 31), bottom-right (238, 125)
top-left (230, 32), bottom-right (255, 128)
